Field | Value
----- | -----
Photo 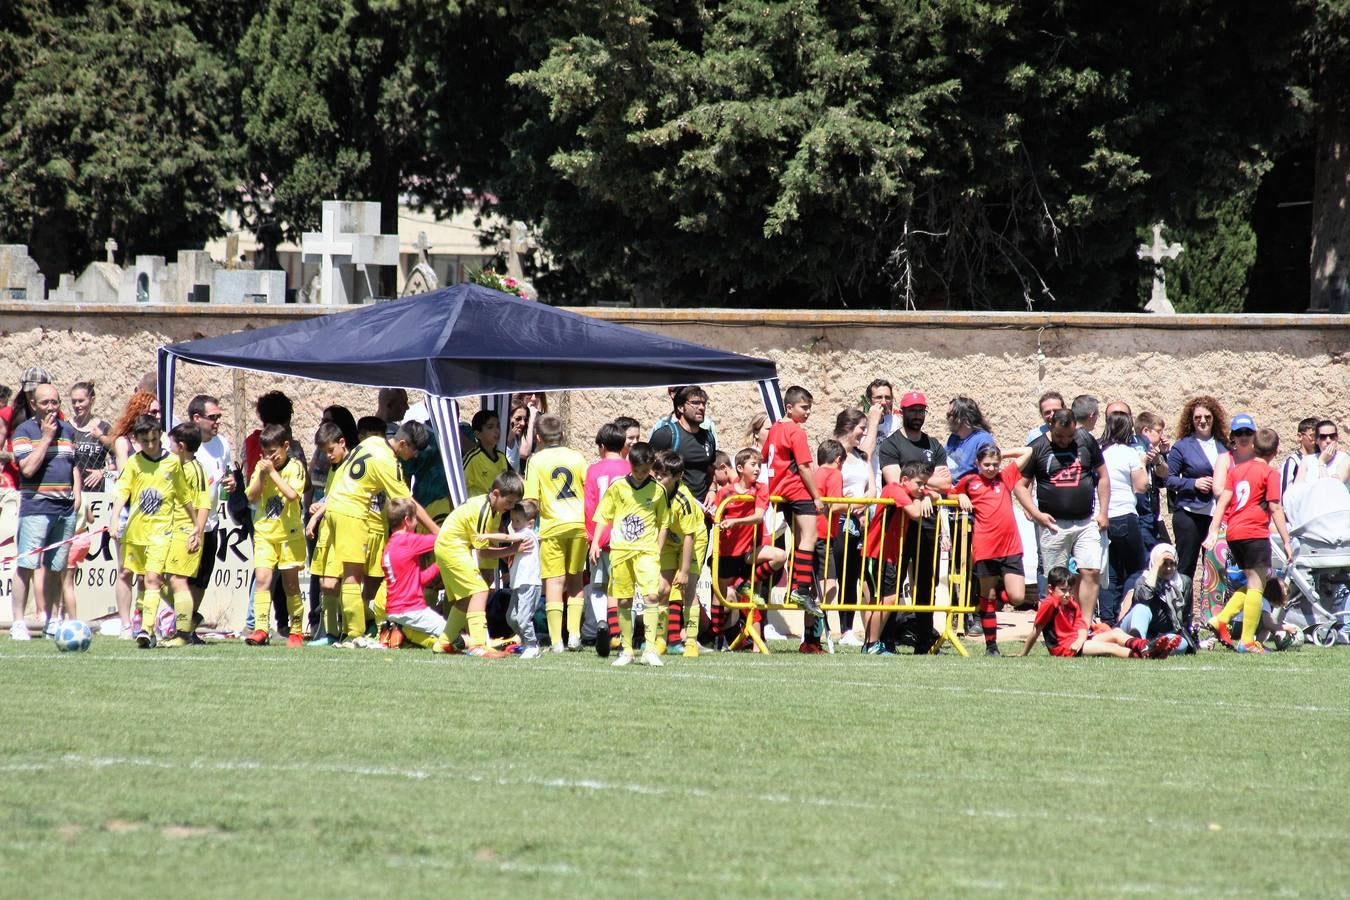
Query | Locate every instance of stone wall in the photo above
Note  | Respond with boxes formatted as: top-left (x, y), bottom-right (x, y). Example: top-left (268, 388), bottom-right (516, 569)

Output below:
top-left (1, 304), bottom-right (1345, 459)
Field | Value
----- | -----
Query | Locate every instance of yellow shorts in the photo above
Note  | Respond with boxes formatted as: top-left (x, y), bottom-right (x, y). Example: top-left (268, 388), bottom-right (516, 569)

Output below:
top-left (311, 517), bottom-right (342, 579)
top-left (610, 550), bottom-right (662, 604)
top-left (123, 539), bottom-right (169, 576)
top-left (540, 528), bottom-right (587, 580)
top-left (329, 510), bottom-right (384, 576)
top-left (163, 528), bottom-right (202, 578)
top-left (365, 527), bottom-right (387, 579)
top-left (660, 532), bottom-right (709, 576)
top-left (254, 530), bottom-right (307, 570)
top-left (435, 543), bottom-right (489, 603)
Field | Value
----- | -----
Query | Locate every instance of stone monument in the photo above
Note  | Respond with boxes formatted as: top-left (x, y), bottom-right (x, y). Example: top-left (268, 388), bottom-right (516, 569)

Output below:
top-left (400, 231), bottom-right (440, 297)
top-left (1138, 222), bottom-right (1182, 314)
top-left (300, 200), bottom-right (399, 304)
top-left (0, 245), bottom-right (47, 302)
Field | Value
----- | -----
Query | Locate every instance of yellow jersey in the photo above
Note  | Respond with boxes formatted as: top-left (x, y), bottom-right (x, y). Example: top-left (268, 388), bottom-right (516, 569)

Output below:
top-left (462, 445), bottom-right (508, 498)
top-left (169, 457), bottom-right (211, 534)
top-left (434, 493), bottom-right (502, 558)
top-left (524, 445), bottom-right (588, 538)
top-left (249, 456), bottom-right (306, 542)
top-left (663, 482), bottom-right (704, 555)
top-left (594, 475), bottom-right (668, 555)
top-left (116, 450), bottom-right (190, 546)
top-left (325, 435), bottom-right (410, 527)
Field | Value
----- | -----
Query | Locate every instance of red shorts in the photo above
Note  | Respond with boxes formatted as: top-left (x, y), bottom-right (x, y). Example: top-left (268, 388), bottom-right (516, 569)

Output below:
top-left (1049, 644), bottom-right (1082, 658)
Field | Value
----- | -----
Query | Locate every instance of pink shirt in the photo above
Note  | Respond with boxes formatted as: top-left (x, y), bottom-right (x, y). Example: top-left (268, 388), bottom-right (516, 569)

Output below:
top-left (381, 531), bottom-right (439, 615)
top-left (584, 457), bottom-right (631, 545)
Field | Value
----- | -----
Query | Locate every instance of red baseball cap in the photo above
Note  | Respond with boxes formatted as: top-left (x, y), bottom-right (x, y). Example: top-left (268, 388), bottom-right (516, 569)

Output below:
top-left (900, 391), bottom-right (928, 409)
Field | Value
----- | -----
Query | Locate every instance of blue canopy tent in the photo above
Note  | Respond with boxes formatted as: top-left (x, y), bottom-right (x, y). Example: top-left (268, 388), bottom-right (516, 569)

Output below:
top-left (157, 284), bottom-right (783, 504)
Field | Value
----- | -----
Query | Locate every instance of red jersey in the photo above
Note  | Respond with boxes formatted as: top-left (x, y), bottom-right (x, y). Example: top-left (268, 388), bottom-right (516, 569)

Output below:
top-left (715, 481), bottom-right (769, 557)
top-left (584, 457), bottom-right (631, 545)
top-left (381, 531), bottom-right (439, 616)
top-left (863, 483), bottom-right (915, 563)
top-left (815, 465), bottom-right (843, 539)
top-left (761, 419), bottom-right (811, 502)
top-left (1034, 596), bottom-right (1086, 653)
top-left (952, 461), bottom-right (1023, 562)
top-left (1224, 457), bottom-right (1280, 542)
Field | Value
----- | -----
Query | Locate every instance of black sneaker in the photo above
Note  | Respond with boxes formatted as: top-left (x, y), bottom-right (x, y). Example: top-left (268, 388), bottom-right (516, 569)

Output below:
top-left (595, 626), bottom-right (611, 658)
top-left (985, 644), bottom-right (1001, 657)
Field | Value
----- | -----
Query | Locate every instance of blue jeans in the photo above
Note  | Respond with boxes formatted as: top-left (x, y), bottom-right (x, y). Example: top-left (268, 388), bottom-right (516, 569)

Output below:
top-left (1100, 514), bottom-right (1145, 626)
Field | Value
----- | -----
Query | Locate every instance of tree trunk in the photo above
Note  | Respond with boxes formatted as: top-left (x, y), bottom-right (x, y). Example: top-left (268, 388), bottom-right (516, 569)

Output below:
top-left (1310, 56), bottom-right (1350, 313)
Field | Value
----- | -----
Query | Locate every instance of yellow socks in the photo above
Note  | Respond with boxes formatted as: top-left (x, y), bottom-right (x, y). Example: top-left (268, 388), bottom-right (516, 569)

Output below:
top-left (172, 588), bottom-right (194, 635)
top-left (322, 589), bottom-right (342, 637)
top-left (445, 605), bottom-right (468, 643)
top-left (566, 597), bottom-right (583, 643)
top-left (618, 605), bottom-right (634, 655)
top-left (340, 581), bottom-right (365, 638)
top-left (546, 599), bottom-right (564, 646)
top-left (642, 604), bottom-right (660, 651)
top-left (1214, 592), bottom-right (1245, 625)
top-left (1238, 586), bottom-right (1264, 645)
top-left (286, 593), bottom-right (304, 635)
top-left (467, 611), bottom-right (488, 648)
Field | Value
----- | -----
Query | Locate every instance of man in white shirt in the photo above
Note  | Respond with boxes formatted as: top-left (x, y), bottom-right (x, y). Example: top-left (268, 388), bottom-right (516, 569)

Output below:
top-left (186, 394), bottom-right (235, 629)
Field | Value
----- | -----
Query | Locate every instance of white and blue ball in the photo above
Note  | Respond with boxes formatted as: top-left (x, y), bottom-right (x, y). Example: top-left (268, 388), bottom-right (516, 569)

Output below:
top-left (55, 619), bottom-right (93, 653)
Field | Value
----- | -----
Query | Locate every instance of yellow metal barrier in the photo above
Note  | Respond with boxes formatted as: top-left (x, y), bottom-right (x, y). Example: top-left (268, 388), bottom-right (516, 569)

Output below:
top-left (709, 494), bottom-right (976, 656)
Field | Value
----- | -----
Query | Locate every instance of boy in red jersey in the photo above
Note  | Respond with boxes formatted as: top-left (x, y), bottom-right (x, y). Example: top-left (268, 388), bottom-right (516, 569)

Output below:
top-left (861, 461), bottom-right (928, 654)
top-left (1021, 566), bottom-right (1179, 658)
top-left (713, 448), bottom-right (786, 648)
top-left (761, 387), bottom-right (825, 630)
top-left (1203, 421), bottom-right (1293, 653)
top-left (953, 444), bottom-right (1034, 656)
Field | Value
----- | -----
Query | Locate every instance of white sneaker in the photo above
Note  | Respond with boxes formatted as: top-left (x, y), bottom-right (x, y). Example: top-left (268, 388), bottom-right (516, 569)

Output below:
top-left (762, 624), bottom-right (786, 642)
top-left (639, 649), bottom-right (664, 667)
top-left (611, 651), bottom-right (634, 667)
top-left (519, 646), bottom-right (542, 660)
top-left (10, 621), bottom-right (31, 641)
top-left (550, 642), bottom-right (566, 654)
top-left (566, 634), bottom-right (581, 651)
top-left (838, 631), bottom-right (864, 647)
top-left (351, 636), bottom-right (383, 649)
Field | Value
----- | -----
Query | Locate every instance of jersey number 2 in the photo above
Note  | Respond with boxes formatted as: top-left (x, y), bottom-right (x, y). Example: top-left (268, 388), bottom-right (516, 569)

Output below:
top-left (552, 466), bottom-right (577, 500)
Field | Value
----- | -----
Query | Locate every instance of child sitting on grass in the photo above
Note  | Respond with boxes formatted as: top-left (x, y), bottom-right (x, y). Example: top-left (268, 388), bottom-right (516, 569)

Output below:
top-left (379, 497), bottom-right (446, 649)
top-left (1021, 565), bottom-right (1180, 659)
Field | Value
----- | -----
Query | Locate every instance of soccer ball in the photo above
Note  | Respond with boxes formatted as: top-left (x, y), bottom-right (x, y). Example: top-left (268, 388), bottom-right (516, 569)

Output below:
top-left (55, 619), bottom-right (93, 653)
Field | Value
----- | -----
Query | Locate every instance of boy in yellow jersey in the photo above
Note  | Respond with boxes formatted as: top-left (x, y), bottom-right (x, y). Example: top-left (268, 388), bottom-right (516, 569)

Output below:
top-left (524, 413), bottom-right (589, 652)
top-left (322, 417), bottom-right (436, 648)
top-left (111, 415), bottom-right (195, 648)
top-left (160, 423), bottom-right (211, 648)
top-left (653, 450), bottom-right (708, 657)
top-left (305, 422), bottom-right (348, 646)
top-left (591, 442), bottom-right (669, 667)
top-left (433, 470), bottom-right (530, 656)
top-left (244, 424), bottom-right (309, 647)
top-left (463, 410), bottom-right (509, 498)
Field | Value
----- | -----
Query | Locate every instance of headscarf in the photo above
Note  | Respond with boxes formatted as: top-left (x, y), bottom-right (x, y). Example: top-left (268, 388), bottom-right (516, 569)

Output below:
top-left (1140, 542), bottom-right (1178, 590)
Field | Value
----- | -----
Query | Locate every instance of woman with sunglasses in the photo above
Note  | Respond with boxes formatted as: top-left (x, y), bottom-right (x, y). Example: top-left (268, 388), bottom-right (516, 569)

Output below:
top-left (1164, 396), bottom-right (1229, 600)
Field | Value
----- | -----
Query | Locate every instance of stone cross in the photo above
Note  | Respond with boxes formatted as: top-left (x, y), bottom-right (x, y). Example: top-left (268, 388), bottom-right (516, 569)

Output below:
top-left (1138, 222), bottom-right (1182, 314)
top-left (414, 230), bottom-right (433, 267)
top-left (301, 200), bottom-right (398, 304)
top-left (497, 220), bottom-right (535, 280)
top-left (104, 237), bottom-right (118, 265)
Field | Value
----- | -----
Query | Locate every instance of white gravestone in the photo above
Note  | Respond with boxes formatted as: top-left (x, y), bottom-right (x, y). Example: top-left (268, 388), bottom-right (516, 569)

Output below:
top-left (213, 269), bottom-right (286, 305)
top-left (1138, 222), bottom-right (1182, 314)
top-left (0, 245), bottom-right (47, 302)
top-left (301, 200), bottom-right (399, 304)
top-left (400, 230), bottom-right (440, 297)
top-left (118, 255), bottom-right (172, 304)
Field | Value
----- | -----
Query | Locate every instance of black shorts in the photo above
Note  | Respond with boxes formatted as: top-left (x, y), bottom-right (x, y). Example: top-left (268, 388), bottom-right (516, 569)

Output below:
top-left (718, 554), bottom-right (751, 582)
top-left (1227, 538), bottom-right (1271, 571)
top-left (973, 554), bottom-right (1023, 580)
top-left (781, 499), bottom-right (818, 519)
top-left (864, 558), bottom-right (898, 597)
top-left (188, 529), bottom-right (220, 591)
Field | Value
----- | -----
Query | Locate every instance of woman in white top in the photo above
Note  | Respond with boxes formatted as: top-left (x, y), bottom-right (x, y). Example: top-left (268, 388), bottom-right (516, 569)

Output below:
top-left (830, 409), bottom-right (874, 643)
top-left (1099, 411), bottom-right (1149, 625)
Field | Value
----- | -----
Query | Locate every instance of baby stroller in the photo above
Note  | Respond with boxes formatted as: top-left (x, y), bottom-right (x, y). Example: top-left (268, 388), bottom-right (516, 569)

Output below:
top-left (1272, 480), bottom-right (1350, 647)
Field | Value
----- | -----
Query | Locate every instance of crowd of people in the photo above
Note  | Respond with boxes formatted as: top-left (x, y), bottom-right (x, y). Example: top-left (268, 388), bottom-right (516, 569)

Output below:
top-left (3, 366), bottom-right (1346, 662)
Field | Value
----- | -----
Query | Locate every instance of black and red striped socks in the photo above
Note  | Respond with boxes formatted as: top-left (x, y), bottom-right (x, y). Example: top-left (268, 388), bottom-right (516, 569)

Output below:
top-left (979, 596), bottom-right (998, 647)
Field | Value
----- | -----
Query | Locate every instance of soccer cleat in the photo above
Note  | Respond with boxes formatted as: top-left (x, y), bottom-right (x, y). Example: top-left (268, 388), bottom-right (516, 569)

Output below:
top-left (287, 633), bottom-right (304, 648)
top-left (653, 638), bottom-right (667, 655)
top-left (639, 648), bottom-right (664, 667)
top-left (466, 645), bottom-right (508, 658)
top-left (1235, 640), bottom-right (1267, 654)
top-left (789, 589), bottom-right (822, 617)
top-left (1207, 618), bottom-right (1234, 649)
top-left (611, 651), bottom-right (634, 667)
top-left (1147, 634), bottom-right (1182, 659)
top-left (595, 628), bottom-right (612, 658)
top-left (306, 634), bottom-right (337, 647)
top-left (550, 642), bottom-right (566, 654)
top-left (244, 629), bottom-right (270, 646)
top-left (667, 640), bottom-right (686, 656)
top-left (184, 632), bottom-right (208, 645)
top-left (9, 622), bottom-right (31, 641)
top-left (431, 637), bottom-right (459, 655)
top-left (797, 641), bottom-right (826, 654)
top-left (567, 634), bottom-right (581, 651)
top-left (519, 645), bottom-right (542, 660)
top-left (985, 644), bottom-right (1001, 657)
top-left (683, 641), bottom-right (699, 659)
top-left (161, 635), bottom-right (189, 648)
top-left (134, 629), bottom-right (154, 649)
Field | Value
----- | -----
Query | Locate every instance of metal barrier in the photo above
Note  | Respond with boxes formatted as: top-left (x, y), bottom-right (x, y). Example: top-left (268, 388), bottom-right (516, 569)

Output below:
top-left (709, 494), bottom-right (976, 656)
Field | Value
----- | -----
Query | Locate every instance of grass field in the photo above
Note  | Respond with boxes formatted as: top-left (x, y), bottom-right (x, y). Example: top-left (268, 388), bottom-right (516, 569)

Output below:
top-left (2, 637), bottom-right (1347, 898)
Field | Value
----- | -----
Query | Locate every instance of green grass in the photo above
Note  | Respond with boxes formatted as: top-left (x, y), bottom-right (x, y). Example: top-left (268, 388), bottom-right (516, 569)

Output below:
top-left (2, 638), bottom-right (1348, 898)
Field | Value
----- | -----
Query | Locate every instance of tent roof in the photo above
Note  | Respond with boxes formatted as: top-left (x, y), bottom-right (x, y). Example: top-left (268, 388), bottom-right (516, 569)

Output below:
top-left (162, 284), bottom-right (777, 397)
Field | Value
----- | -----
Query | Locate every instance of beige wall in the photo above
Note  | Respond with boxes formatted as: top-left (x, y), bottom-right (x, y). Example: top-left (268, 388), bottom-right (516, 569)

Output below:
top-left (2, 304), bottom-right (1345, 461)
